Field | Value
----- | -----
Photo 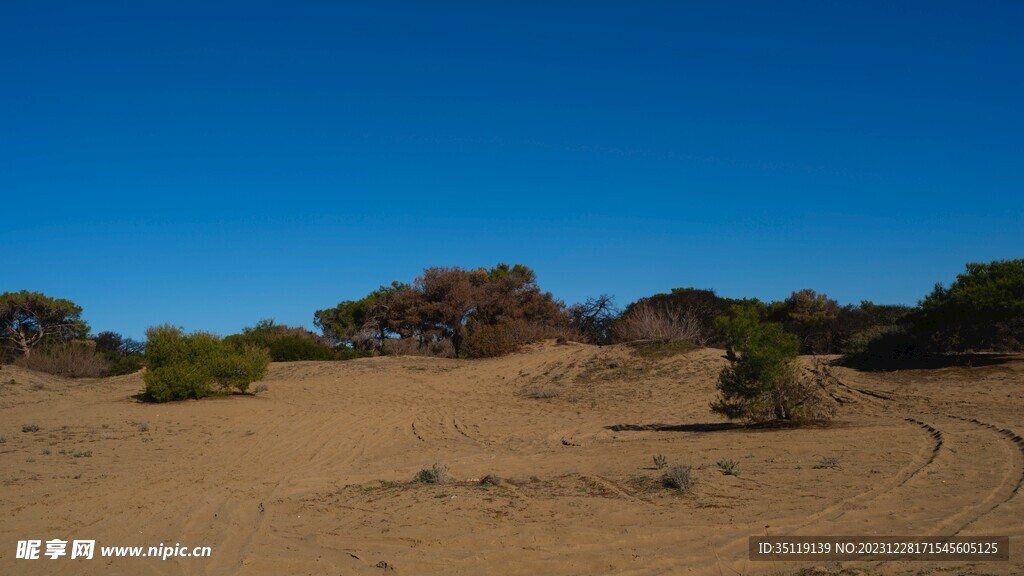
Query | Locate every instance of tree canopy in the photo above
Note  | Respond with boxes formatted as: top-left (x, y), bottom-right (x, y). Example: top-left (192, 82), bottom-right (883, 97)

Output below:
top-left (314, 264), bottom-right (565, 357)
top-left (912, 259), bottom-right (1024, 351)
top-left (0, 291), bottom-right (89, 358)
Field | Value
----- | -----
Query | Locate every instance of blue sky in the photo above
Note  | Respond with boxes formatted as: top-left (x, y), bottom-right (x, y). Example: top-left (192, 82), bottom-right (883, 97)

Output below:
top-left (2, 1), bottom-right (1021, 339)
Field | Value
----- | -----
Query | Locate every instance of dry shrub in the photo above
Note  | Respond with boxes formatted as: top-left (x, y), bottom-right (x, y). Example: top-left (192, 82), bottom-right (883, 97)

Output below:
top-left (716, 358), bottom-right (836, 424)
top-left (15, 343), bottom-right (111, 378)
top-left (542, 323), bottom-right (581, 343)
top-left (413, 463), bottom-right (449, 484)
top-left (464, 322), bottom-right (520, 358)
top-left (383, 337), bottom-right (455, 357)
top-left (662, 465), bottom-right (696, 491)
top-left (521, 388), bottom-right (561, 399)
top-left (464, 319), bottom-right (567, 358)
top-left (614, 302), bottom-right (707, 344)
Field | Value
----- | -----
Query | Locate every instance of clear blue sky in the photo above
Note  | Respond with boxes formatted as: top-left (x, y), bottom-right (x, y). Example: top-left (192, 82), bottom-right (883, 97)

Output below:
top-left (2, 1), bottom-right (1021, 339)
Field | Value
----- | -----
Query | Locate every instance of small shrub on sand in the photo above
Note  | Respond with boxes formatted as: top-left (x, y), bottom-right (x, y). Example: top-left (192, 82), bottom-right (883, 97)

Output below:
top-left (22, 423), bottom-right (40, 433)
top-left (662, 465), bottom-right (696, 492)
top-left (413, 463), bottom-right (450, 484)
top-left (716, 458), bottom-right (739, 476)
top-left (652, 454), bottom-right (667, 470)
top-left (479, 474), bottom-right (502, 486)
top-left (522, 388), bottom-right (560, 399)
top-left (813, 456), bottom-right (841, 469)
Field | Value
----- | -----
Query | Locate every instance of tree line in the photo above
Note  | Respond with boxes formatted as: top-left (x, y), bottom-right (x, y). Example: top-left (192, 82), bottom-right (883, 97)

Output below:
top-left (3, 258), bottom-right (1023, 383)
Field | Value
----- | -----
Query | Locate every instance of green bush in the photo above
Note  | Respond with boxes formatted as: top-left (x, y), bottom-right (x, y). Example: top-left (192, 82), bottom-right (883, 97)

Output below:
top-left (263, 335), bottom-right (335, 361)
top-left (107, 354), bottom-right (145, 376)
top-left (711, 305), bottom-right (833, 423)
top-left (842, 327), bottom-right (928, 368)
top-left (142, 325), bottom-right (270, 402)
top-left (224, 320), bottom-right (367, 362)
top-left (841, 326), bottom-right (896, 356)
top-left (912, 259), bottom-right (1024, 352)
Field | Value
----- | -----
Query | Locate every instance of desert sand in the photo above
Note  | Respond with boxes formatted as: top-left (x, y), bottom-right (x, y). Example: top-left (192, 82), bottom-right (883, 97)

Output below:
top-left (1, 342), bottom-right (1021, 575)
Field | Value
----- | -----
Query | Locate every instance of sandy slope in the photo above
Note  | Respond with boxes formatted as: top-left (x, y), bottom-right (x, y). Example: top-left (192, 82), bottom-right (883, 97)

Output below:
top-left (1, 342), bottom-right (1021, 575)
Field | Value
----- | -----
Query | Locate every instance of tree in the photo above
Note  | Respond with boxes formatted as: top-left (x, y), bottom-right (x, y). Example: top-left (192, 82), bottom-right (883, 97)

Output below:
top-left (314, 263), bottom-right (567, 357)
top-left (0, 291), bottom-right (89, 358)
top-left (567, 295), bottom-right (618, 344)
top-left (912, 259), bottom-right (1024, 351)
top-left (472, 264), bottom-right (564, 332)
top-left (780, 289), bottom-right (841, 354)
top-left (314, 298), bottom-right (375, 348)
top-left (415, 266), bottom-right (483, 356)
top-left (711, 305), bottom-right (833, 423)
top-left (91, 331), bottom-right (146, 376)
top-left (93, 331), bottom-right (146, 357)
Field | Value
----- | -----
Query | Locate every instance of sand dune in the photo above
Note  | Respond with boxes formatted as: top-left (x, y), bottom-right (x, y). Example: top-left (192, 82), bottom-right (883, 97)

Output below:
top-left (1, 342), bottom-right (1021, 575)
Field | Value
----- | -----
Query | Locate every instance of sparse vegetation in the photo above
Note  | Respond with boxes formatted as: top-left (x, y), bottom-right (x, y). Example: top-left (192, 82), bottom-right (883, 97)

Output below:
top-left (22, 424), bottom-right (39, 433)
top-left (662, 465), bottom-right (696, 492)
top-left (716, 458), bottom-right (739, 476)
top-left (479, 474), bottom-right (502, 486)
top-left (814, 456), bottom-right (841, 469)
top-left (522, 388), bottom-right (561, 399)
top-left (413, 463), bottom-right (450, 484)
top-left (652, 454), bottom-right (667, 470)
top-left (627, 339), bottom-right (697, 358)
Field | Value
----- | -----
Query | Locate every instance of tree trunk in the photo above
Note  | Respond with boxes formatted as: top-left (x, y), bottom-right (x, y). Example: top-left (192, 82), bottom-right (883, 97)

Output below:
top-left (14, 331), bottom-right (32, 358)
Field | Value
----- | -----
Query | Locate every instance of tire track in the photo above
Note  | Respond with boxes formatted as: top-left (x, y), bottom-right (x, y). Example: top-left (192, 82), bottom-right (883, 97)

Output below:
top-left (947, 416), bottom-right (1024, 535)
top-left (780, 416), bottom-right (944, 530)
top-left (904, 417), bottom-right (943, 467)
top-left (795, 414), bottom-right (1021, 539)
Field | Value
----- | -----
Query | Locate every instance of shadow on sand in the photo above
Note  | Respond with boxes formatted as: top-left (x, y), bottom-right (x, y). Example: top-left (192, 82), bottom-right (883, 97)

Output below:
top-left (840, 353), bottom-right (1017, 372)
top-left (605, 422), bottom-right (744, 433)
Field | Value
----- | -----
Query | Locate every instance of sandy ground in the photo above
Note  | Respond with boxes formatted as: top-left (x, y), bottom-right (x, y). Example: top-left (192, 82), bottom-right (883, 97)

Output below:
top-left (1, 342), bottom-right (1021, 575)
